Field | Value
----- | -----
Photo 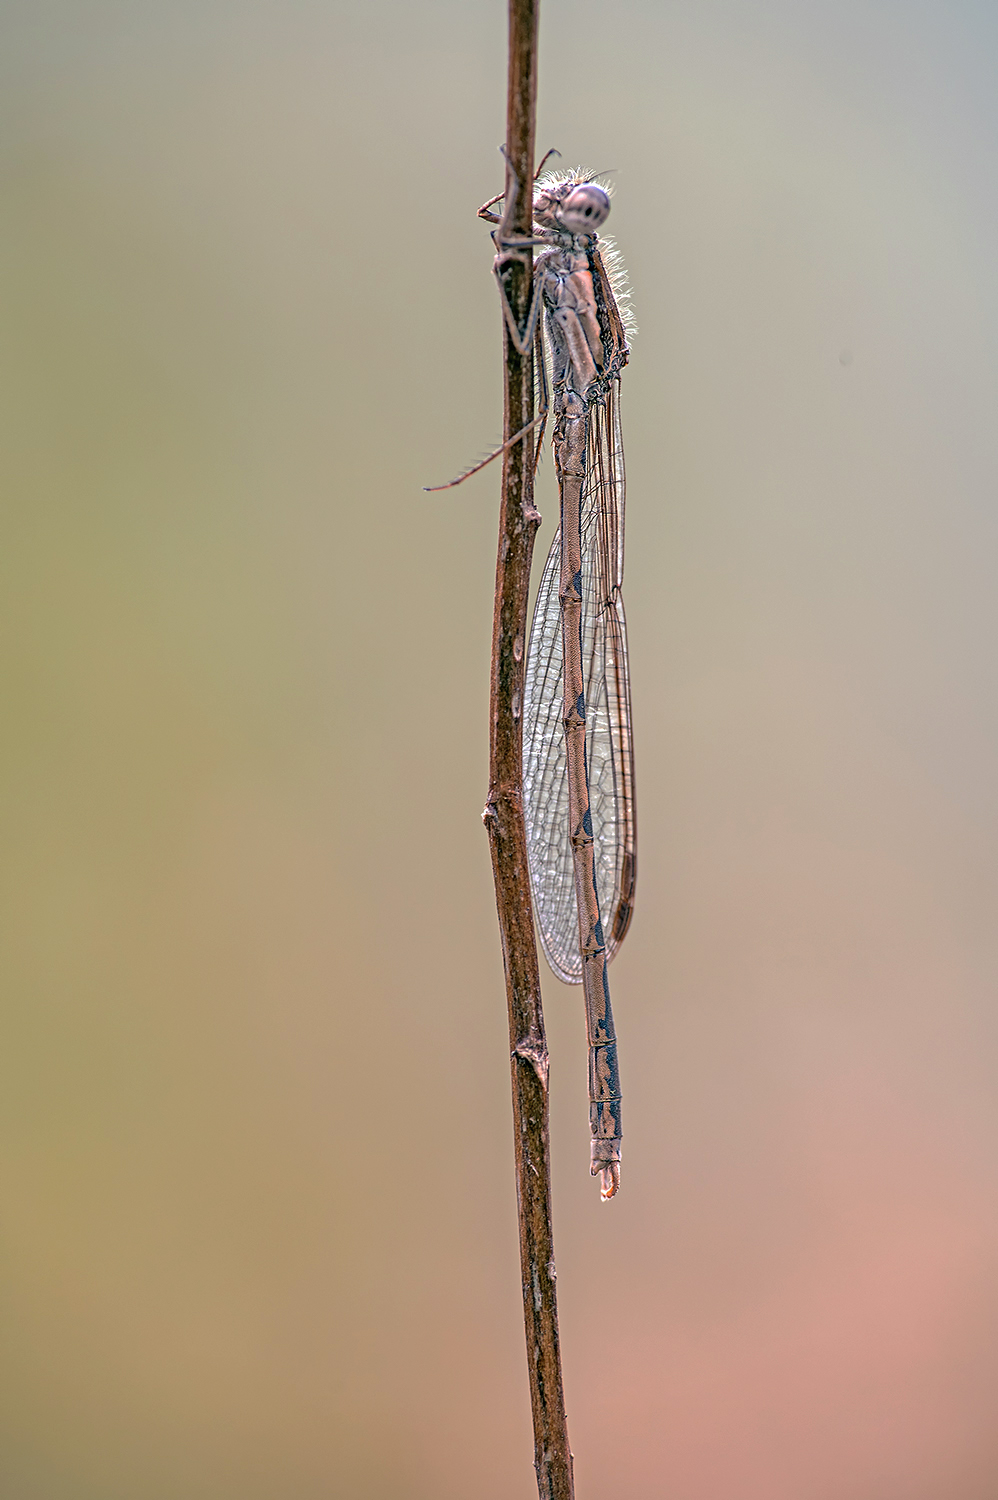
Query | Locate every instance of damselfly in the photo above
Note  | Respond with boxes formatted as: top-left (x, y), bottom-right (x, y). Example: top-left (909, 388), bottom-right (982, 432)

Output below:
top-left (432, 163), bottom-right (637, 1199)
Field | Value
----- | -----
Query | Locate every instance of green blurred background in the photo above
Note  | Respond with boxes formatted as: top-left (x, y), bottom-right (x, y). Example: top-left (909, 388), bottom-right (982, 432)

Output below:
top-left (3, 2), bottom-right (998, 1496)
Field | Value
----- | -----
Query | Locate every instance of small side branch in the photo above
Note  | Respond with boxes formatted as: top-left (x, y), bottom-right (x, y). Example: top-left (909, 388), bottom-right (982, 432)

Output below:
top-left (483, 2), bottom-right (575, 1498)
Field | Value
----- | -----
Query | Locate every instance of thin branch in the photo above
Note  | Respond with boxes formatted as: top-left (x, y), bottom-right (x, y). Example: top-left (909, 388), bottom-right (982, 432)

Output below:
top-left (481, 2), bottom-right (576, 1497)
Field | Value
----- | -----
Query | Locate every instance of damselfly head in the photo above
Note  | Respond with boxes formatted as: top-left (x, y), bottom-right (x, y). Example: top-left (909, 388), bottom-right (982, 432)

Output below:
top-left (557, 183), bottom-right (610, 235)
top-left (533, 174), bottom-right (611, 239)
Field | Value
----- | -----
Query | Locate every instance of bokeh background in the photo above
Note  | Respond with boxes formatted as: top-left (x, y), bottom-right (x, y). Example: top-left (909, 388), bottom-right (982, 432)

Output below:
top-left (3, 2), bottom-right (998, 1496)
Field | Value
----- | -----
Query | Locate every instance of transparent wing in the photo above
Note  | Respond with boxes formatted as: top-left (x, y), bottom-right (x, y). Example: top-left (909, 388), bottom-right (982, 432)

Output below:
top-left (583, 381), bottom-right (636, 957)
top-left (522, 528), bottom-right (577, 982)
top-left (523, 380), bottom-right (637, 984)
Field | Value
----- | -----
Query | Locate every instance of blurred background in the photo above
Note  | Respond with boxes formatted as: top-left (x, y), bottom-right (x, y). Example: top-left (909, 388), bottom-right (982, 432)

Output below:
top-left (2, 2), bottom-right (998, 1496)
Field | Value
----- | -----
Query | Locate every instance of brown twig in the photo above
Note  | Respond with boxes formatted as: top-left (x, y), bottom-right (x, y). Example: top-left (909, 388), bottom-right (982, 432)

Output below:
top-left (481, 2), bottom-right (575, 1497)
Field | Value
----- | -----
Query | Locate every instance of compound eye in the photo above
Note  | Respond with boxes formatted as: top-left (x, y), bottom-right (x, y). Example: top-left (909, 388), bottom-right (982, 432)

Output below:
top-left (559, 184), bottom-right (610, 234)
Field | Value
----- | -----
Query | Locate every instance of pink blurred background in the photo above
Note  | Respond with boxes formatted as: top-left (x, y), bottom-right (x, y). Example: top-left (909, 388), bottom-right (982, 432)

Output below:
top-left (3, 2), bottom-right (998, 1495)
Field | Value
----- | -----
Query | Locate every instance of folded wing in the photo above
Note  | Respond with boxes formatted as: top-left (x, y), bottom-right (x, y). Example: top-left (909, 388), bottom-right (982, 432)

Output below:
top-left (523, 380), bottom-right (636, 983)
